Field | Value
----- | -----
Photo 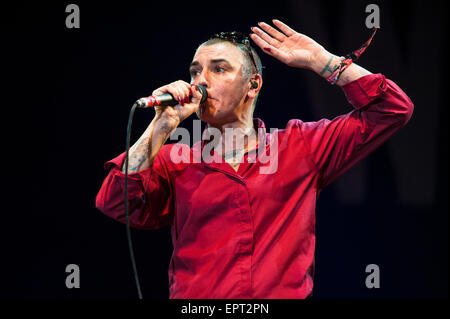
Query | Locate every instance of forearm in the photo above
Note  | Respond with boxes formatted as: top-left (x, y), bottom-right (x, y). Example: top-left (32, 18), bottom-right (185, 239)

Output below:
top-left (311, 50), bottom-right (372, 87)
top-left (122, 118), bottom-right (174, 173)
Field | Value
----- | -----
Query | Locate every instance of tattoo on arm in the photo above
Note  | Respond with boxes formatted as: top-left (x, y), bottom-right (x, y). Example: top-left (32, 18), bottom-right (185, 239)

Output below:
top-left (128, 154), bottom-right (147, 172)
top-left (123, 138), bottom-right (150, 173)
top-left (320, 55), bottom-right (339, 76)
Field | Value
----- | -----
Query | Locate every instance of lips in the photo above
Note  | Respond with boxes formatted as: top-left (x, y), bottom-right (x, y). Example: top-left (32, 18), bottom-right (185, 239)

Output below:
top-left (201, 96), bottom-right (216, 105)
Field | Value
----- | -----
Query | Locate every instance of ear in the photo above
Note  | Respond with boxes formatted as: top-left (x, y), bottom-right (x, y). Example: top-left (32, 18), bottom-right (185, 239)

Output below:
top-left (247, 74), bottom-right (262, 99)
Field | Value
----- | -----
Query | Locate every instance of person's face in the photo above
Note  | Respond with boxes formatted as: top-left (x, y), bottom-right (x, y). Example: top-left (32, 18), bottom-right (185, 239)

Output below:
top-left (190, 42), bottom-right (252, 126)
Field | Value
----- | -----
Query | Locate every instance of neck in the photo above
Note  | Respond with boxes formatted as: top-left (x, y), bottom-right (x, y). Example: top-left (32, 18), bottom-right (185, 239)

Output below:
top-left (206, 116), bottom-right (259, 157)
top-left (207, 114), bottom-right (254, 133)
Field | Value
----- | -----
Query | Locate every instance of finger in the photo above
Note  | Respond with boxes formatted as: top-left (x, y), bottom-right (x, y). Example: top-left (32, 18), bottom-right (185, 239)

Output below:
top-left (164, 85), bottom-right (183, 105)
top-left (250, 33), bottom-right (280, 57)
top-left (249, 32), bottom-right (271, 50)
top-left (174, 85), bottom-right (202, 116)
top-left (174, 81), bottom-right (191, 104)
top-left (251, 26), bottom-right (281, 48)
top-left (184, 82), bottom-right (195, 103)
top-left (272, 19), bottom-right (296, 37)
top-left (257, 22), bottom-right (286, 42)
top-left (189, 85), bottom-right (203, 103)
top-left (173, 80), bottom-right (193, 104)
top-left (152, 88), bottom-right (165, 96)
top-left (152, 85), bottom-right (181, 102)
top-left (174, 81), bottom-right (195, 105)
top-left (173, 86), bottom-right (185, 104)
top-left (250, 33), bottom-right (291, 64)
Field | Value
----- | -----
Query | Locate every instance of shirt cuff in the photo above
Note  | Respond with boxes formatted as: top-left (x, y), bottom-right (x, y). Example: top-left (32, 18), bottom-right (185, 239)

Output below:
top-left (104, 152), bottom-right (144, 180)
top-left (104, 152), bottom-right (127, 170)
top-left (341, 73), bottom-right (388, 110)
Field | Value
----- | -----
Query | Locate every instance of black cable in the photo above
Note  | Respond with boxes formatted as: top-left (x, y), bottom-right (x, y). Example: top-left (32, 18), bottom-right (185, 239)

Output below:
top-left (121, 86), bottom-right (206, 299)
top-left (124, 102), bottom-right (143, 299)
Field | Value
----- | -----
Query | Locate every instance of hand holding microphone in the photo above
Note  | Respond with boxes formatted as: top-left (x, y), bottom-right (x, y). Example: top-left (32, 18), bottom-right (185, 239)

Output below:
top-left (136, 83), bottom-right (207, 108)
top-left (136, 80), bottom-right (208, 131)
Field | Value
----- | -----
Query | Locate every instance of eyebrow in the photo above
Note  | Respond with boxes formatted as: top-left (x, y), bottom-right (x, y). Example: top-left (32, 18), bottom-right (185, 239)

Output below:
top-left (189, 58), bottom-right (232, 69)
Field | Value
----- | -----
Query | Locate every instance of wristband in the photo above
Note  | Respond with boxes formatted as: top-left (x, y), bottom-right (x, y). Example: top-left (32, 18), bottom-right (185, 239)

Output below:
top-left (326, 27), bottom-right (379, 85)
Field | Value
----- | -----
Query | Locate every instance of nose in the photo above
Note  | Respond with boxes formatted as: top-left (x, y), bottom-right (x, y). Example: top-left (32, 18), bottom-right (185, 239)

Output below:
top-left (192, 71), bottom-right (208, 89)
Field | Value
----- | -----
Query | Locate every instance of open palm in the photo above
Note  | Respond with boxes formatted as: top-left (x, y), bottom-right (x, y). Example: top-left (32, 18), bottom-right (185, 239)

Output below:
top-left (250, 19), bottom-right (325, 70)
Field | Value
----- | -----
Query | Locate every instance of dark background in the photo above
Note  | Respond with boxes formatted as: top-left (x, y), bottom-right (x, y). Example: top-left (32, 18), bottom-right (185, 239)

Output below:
top-left (1, 0), bottom-right (447, 299)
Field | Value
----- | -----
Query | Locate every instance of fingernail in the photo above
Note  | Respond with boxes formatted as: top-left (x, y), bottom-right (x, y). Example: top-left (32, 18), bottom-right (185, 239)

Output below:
top-left (189, 87), bottom-right (192, 96)
top-left (184, 96), bottom-right (189, 103)
top-left (264, 47), bottom-right (271, 52)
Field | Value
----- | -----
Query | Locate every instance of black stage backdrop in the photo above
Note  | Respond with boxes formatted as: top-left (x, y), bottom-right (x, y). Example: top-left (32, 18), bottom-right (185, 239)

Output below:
top-left (1, 0), bottom-right (447, 299)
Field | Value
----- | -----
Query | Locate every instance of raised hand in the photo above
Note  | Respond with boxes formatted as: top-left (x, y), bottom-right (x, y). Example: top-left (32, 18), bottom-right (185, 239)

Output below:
top-left (250, 19), bottom-right (326, 70)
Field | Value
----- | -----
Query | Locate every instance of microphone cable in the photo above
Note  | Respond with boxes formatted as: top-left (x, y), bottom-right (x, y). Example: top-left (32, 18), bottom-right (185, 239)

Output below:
top-left (122, 86), bottom-right (206, 299)
top-left (123, 101), bottom-right (143, 299)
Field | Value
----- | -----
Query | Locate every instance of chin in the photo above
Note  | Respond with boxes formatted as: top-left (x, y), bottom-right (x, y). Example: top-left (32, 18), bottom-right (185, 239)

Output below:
top-left (197, 112), bottom-right (218, 125)
top-left (196, 103), bottom-right (233, 126)
top-left (197, 103), bottom-right (217, 122)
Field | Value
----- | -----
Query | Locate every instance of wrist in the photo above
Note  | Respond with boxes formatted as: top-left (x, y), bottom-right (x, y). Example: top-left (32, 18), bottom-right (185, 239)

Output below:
top-left (154, 114), bottom-right (179, 134)
top-left (311, 50), bottom-right (342, 77)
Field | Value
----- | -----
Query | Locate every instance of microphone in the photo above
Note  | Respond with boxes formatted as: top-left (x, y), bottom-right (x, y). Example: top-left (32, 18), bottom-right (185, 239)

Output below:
top-left (135, 85), bottom-right (208, 108)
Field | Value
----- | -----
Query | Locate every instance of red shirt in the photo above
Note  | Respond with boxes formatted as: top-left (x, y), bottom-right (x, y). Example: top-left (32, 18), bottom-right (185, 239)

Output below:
top-left (95, 74), bottom-right (413, 299)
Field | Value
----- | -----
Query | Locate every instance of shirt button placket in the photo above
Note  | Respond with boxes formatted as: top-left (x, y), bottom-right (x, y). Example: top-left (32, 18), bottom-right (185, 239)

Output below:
top-left (235, 183), bottom-right (253, 298)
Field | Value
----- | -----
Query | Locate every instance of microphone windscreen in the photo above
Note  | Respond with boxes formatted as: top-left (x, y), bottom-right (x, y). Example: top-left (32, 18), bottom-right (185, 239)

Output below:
top-left (196, 85), bottom-right (208, 104)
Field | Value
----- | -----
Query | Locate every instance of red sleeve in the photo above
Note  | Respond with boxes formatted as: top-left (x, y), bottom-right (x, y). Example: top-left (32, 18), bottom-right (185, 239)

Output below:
top-left (298, 73), bottom-right (414, 189)
top-left (95, 146), bottom-right (174, 230)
